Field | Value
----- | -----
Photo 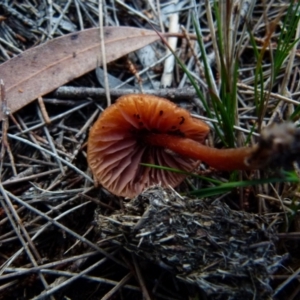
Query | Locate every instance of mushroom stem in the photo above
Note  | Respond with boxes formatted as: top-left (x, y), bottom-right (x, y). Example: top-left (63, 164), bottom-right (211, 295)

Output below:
top-left (145, 134), bottom-right (255, 171)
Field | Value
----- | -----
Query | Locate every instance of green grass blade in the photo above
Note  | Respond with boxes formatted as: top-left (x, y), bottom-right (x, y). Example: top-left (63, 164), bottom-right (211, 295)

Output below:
top-left (190, 171), bottom-right (300, 197)
top-left (141, 164), bottom-right (300, 199)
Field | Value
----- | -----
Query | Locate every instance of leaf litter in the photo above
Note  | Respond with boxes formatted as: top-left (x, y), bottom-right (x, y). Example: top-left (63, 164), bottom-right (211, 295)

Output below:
top-left (0, 1), bottom-right (300, 300)
top-left (95, 185), bottom-right (286, 299)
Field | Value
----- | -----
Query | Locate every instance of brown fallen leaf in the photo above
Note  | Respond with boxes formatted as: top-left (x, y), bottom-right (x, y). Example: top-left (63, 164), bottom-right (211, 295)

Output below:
top-left (0, 26), bottom-right (160, 119)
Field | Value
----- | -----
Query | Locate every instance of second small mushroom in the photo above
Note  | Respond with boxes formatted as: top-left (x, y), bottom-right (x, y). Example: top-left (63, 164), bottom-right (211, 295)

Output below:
top-left (87, 94), bottom-right (299, 197)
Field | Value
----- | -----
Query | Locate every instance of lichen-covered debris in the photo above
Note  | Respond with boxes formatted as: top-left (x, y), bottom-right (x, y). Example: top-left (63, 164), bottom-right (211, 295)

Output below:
top-left (95, 186), bottom-right (287, 299)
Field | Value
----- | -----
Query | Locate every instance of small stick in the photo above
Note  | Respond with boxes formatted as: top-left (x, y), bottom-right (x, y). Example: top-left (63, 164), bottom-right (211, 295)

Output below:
top-left (38, 96), bottom-right (51, 124)
top-left (5, 190), bottom-right (126, 267)
top-left (0, 186), bottom-right (43, 263)
top-left (238, 82), bottom-right (300, 106)
top-left (32, 256), bottom-right (113, 300)
top-left (0, 251), bottom-right (98, 280)
top-left (50, 0), bottom-right (72, 36)
top-left (80, 193), bottom-right (115, 211)
top-left (0, 80), bottom-right (17, 176)
top-left (0, 190), bottom-right (95, 274)
top-left (54, 86), bottom-right (198, 101)
top-left (101, 272), bottom-right (133, 300)
top-left (161, 3), bottom-right (179, 88)
top-left (74, 0), bottom-right (84, 30)
top-left (126, 57), bottom-right (144, 93)
top-left (37, 107), bottom-right (65, 175)
top-left (98, 0), bottom-right (111, 106)
top-left (18, 101), bottom-right (91, 134)
top-left (75, 108), bottom-right (100, 138)
top-left (132, 254), bottom-right (152, 300)
top-left (7, 133), bottom-right (92, 183)
top-left (16, 114), bottom-right (51, 161)
top-left (273, 266), bottom-right (300, 296)
top-left (17, 154), bottom-right (57, 167)
top-left (2, 168), bottom-right (61, 187)
top-left (181, 25), bottom-right (205, 78)
top-left (64, 225), bottom-right (94, 255)
top-left (0, 187), bottom-right (53, 296)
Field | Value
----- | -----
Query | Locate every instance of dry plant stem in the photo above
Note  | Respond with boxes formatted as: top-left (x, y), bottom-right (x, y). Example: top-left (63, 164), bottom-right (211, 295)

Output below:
top-left (131, 254), bottom-right (151, 300)
top-left (145, 133), bottom-right (254, 170)
top-left (75, 1), bottom-right (98, 27)
top-left (37, 96), bottom-right (51, 124)
top-left (161, 1), bottom-right (179, 88)
top-left (288, 284), bottom-right (300, 300)
top-left (0, 187), bottom-right (54, 299)
top-left (279, 20), bottom-right (300, 94)
top-left (272, 275), bottom-right (300, 280)
top-left (205, 0), bottom-right (221, 72)
top-left (7, 133), bottom-right (92, 183)
top-left (126, 57), bottom-right (144, 92)
top-left (0, 251), bottom-right (97, 280)
top-left (74, 0), bottom-right (84, 30)
top-left (0, 206), bottom-right (26, 227)
top-left (181, 25), bottom-right (204, 78)
top-left (0, 280), bottom-right (17, 292)
top-left (98, 0), bottom-right (111, 106)
top-left (6, 268), bottom-right (139, 292)
top-left (278, 232), bottom-right (300, 239)
top-left (270, 184), bottom-right (289, 227)
top-left (32, 255), bottom-right (115, 300)
top-left (18, 101), bottom-right (91, 134)
top-left (0, 188), bottom-right (42, 263)
top-left (38, 108), bottom-right (65, 175)
top-left (80, 193), bottom-right (115, 211)
top-left (64, 225), bottom-right (94, 255)
top-left (0, 80), bottom-right (17, 176)
top-left (156, 0), bottom-right (164, 32)
top-left (274, 266), bottom-right (300, 297)
top-left (50, 0), bottom-right (72, 36)
top-left (0, 199), bottom-right (92, 275)
top-left (54, 86), bottom-right (198, 100)
top-left (115, 0), bottom-right (156, 25)
top-left (3, 190), bottom-right (127, 269)
top-left (16, 115), bottom-right (51, 162)
top-left (75, 108), bottom-right (100, 138)
top-left (114, 52), bottom-right (174, 89)
top-left (101, 273), bottom-right (133, 300)
top-left (238, 82), bottom-right (300, 105)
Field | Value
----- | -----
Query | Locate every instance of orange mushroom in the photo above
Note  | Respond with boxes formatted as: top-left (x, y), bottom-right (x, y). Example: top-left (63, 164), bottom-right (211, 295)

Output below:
top-left (87, 94), bottom-right (295, 197)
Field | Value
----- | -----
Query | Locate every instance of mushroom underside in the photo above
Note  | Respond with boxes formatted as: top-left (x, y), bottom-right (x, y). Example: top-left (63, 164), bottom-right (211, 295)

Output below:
top-left (87, 94), bottom-right (209, 198)
top-left (88, 136), bottom-right (200, 198)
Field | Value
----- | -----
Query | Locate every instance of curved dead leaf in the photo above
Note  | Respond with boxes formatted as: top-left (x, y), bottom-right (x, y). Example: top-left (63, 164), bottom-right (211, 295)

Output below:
top-left (0, 27), bottom-right (160, 119)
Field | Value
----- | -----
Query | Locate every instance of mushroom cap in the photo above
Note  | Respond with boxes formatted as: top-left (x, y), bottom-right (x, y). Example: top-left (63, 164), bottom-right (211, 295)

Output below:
top-left (87, 94), bottom-right (210, 198)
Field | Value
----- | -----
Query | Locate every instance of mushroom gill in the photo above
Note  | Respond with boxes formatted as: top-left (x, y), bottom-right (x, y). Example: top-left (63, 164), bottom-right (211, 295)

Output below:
top-left (87, 94), bottom-right (209, 197)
